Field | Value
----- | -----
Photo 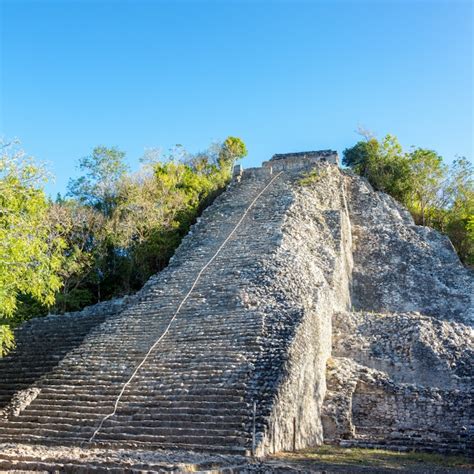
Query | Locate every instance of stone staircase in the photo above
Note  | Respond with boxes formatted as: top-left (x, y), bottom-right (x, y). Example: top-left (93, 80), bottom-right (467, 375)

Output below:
top-left (1, 159), bottom-right (330, 457)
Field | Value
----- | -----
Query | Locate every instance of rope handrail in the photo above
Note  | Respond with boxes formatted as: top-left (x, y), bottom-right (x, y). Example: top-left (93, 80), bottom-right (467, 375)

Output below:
top-left (88, 170), bottom-right (283, 443)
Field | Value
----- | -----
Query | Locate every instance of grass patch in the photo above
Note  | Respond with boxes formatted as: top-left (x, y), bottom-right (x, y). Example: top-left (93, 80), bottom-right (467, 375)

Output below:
top-left (298, 168), bottom-right (326, 186)
top-left (271, 445), bottom-right (473, 471)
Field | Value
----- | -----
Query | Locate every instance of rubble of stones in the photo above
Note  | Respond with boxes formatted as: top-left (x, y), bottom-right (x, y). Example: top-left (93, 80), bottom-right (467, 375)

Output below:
top-left (0, 442), bottom-right (251, 473)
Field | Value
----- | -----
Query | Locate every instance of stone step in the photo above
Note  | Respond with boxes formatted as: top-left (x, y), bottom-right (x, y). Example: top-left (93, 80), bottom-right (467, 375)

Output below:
top-left (0, 368), bottom-right (249, 384)
top-left (38, 386), bottom-right (245, 400)
top-left (0, 382), bottom-right (33, 392)
top-left (0, 436), bottom-right (249, 459)
top-left (0, 421), bottom-right (248, 439)
top-left (0, 459), bottom-right (130, 474)
top-left (43, 363), bottom-right (251, 375)
top-left (38, 375), bottom-right (249, 388)
top-left (97, 431), bottom-right (248, 447)
top-left (19, 406), bottom-right (248, 423)
top-left (81, 333), bottom-right (261, 342)
top-left (37, 373), bottom-right (248, 386)
top-left (0, 427), bottom-right (248, 447)
top-left (40, 379), bottom-right (248, 390)
top-left (0, 442), bottom-right (248, 472)
top-left (27, 393), bottom-right (248, 407)
top-left (13, 406), bottom-right (250, 420)
top-left (8, 414), bottom-right (245, 430)
top-left (0, 458), bottom-right (198, 474)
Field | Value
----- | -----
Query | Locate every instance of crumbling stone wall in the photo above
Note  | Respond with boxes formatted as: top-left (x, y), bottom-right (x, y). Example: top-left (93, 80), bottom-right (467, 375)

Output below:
top-left (322, 171), bottom-right (473, 453)
top-left (347, 173), bottom-right (472, 324)
top-left (352, 380), bottom-right (471, 447)
top-left (263, 150), bottom-right (339, 170)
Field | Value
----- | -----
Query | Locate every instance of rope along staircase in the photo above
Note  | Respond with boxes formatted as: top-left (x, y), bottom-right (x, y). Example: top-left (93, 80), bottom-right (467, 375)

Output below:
top-left (0, 166), bottom-right (292, 455)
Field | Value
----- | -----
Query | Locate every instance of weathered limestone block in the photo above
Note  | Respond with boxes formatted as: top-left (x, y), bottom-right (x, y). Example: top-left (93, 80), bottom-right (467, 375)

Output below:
top-left (332, 311), bottom-right (473, 388)
top-left (0, 387), bottom-right (41, 419)
top-left (347, 173), bottom-right (473, 324)
top-left (267, 150), bottom-right (339, 167)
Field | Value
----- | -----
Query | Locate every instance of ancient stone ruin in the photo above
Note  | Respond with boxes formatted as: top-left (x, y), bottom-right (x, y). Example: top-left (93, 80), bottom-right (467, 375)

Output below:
top-left (0, 151), bottom-right (472, 471)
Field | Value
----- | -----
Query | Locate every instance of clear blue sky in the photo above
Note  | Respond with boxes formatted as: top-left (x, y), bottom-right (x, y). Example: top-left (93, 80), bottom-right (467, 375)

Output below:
top-left (1, 0), bottom-right (472, 196)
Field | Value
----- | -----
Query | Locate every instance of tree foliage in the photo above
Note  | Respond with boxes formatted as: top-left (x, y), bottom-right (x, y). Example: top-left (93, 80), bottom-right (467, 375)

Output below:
top-left (343, 134), bottom-right (473, 265)
top-left (0, 141), bottom-right (64, 354)
top-left (48, 200), bottom-right (108, 312)
top-left (405, 148), bottom-right (446, 226)
top-left (342, 135), bottom-right (412, 203)
top-left (218, 136), bottom-right (248, 171)
top-left (67, 146), bottom-right (129, 216)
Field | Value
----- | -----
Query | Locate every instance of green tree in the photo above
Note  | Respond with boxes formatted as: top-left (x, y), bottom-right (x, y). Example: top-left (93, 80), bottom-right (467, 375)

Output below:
top-left (343, 135), bottom-right (412, 203)
top-left (342, 138), bottom-right (378, 177)
top-left (8, 136), bottom-right (249, 335)
top-left (0, 140), bottom-right (64, 355)
top-left (406, 148), bottom-right (446, 226)
top-left (67, 146), bottom-right (129, 217)
top-left (443, 158), bottom-right (474, 265)
top-left (218, 136), bottom-right (248, 172)
top-left (47, 200), bottom-right (108, 312)
top-left (108, 140), bottom-right (241, 292)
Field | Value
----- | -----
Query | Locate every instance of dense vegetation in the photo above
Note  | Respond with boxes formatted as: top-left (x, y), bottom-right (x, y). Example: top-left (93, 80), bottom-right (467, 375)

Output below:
top-left (343, 132), bottom-right (473, 265)
top-left (0, 137), bottom-right (247, 355)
